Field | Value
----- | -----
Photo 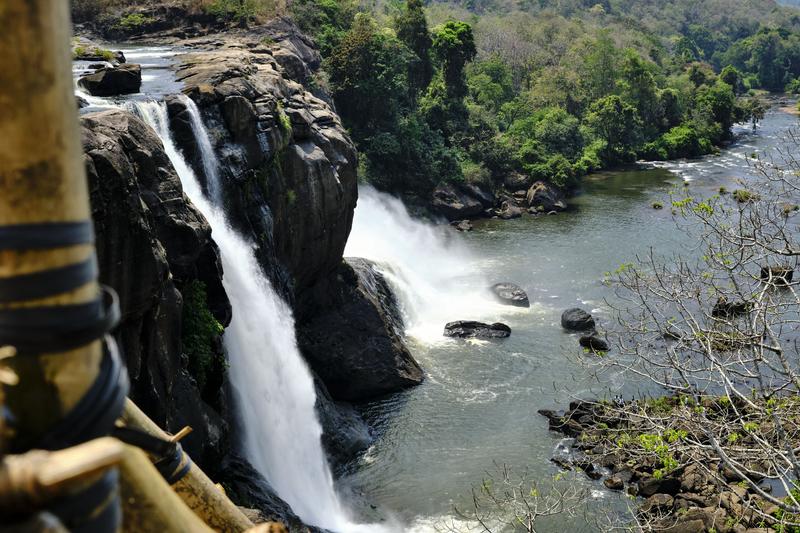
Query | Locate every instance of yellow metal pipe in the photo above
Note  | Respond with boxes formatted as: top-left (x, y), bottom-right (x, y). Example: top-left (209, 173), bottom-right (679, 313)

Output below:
top-left (0, 0), bottom-right (102, 450)
top-left (118, 444), bottom-right (216, 533)
top-left (120, 399), bottom-right (256, 532)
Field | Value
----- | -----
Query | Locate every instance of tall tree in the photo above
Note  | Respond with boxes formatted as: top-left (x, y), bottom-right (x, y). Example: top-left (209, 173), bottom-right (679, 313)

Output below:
top-left (585, 95), bottom-right (642, 164)
top-left (327, 14), bottom-right (412, 138)
top-left (395, 0), bottom-right (434, 94)
top-left (432, 20), bottom-right (477, 101)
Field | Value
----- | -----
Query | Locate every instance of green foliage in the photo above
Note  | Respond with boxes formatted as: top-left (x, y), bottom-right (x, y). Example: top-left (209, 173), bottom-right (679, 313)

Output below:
top-left (643, 124), bottom-right (713, 160)
top-left (327, 15), bottom-right (413, 137)
top-left (305, 0), bottom-right (800, 199)
top-left (291, 0), bottom-right (358, 56)
top-left (181, 280), bottom-right (225, 391)
top-left (115, 13), bottom-right (154, 31)
top-left (467, 56), bottom-right (514, 112)
top-left (395, 0), bottom-right (434, 93)
top-left (204, 0), bottom-right (276, 22)
top-left (432, 20), bottom-right (476, 101)
top-left (585, 95), bottom-right (642, 165)
top-left (363, 112), bottom-right (462, 193)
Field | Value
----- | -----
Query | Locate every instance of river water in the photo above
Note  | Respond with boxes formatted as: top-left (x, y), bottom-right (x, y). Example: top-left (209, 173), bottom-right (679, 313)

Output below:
top-left (344, 104), bottom-right (799, 531)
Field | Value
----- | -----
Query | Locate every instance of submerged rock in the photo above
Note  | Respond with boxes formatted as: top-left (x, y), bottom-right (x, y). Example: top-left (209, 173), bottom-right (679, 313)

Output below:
top-left (760, 265), bottom-right (793, 285)
top-left (78, 63), bottom-right (141, 96)
top-left (444, 321), bottom-right (511, 338)
top-left (452, 219), bottom-right (473, 232)
top-left (579, 335), bottom-right (609, 352)
top-left (561, 308), bottom-right (596, 331)
top-left (491, 282), bottom-right (530, 308)
top-left (711, 297), bottom-right (751, 318)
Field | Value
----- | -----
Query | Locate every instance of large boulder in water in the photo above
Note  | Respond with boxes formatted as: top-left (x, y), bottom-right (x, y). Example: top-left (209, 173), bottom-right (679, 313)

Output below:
top-left (297, 258), bottom-right (423, 402)
top-left (78, 63), bottom-right (141, 96)
top-left (561, 308), bottom-right (596, 331)
top-left (491, 283), bottom-right (530, 308)
top-left (444, 321), bottom-right (511, 339)
top-left (526, 181), bottom-right (567, 212)
top-left (431, 183), bottom-right (485, 220)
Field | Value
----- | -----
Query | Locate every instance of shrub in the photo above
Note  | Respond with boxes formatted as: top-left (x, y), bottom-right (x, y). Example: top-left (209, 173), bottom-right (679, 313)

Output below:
top-left (181, 280), bottom-right (225, 391)
top-left (461, 159), bottom-right (491, 187)
top-left (115, 13), bottom-right (155, 31)
top-left (732, 189), bottom-right (757, 203)
top-left (527, 154), bottom-right (577, 190)
top-left (642, 124), bottom-right (714, 161)
top-left (204, 0), bottom-right (276, 23)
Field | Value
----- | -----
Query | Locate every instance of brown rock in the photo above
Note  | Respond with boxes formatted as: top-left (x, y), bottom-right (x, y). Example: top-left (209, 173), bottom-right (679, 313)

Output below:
top-left (642, 493), bottom-right (674, 512)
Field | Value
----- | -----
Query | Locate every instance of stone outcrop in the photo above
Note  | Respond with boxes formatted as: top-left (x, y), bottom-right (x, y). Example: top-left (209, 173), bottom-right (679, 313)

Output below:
top-left (431, 183), bottom-right (486, 220)
top-left (561, 308), bottom-right (596, 331)
top-left (444, 321), bottom-right (512, 339)
top-left (490, 282), bottom-right (530, 308)
top-left (78, 64), bottom-right (142, 96)
top-left (173, 42), bottom-right (357, 316)
top-left (526, 180), bottom-right (567, 212)
top-left (82, 109), bottom-right (230, 471)
top-left (579, 334), bottom-right (609, 352)
top-left (167, 34), bottom-right (421, 465)
top-left (539, 397), bottom-right (787, 533)
top-left (72, 37), bottom-right (126, 63)
top-left (297, 259), bottom-right (423, 402)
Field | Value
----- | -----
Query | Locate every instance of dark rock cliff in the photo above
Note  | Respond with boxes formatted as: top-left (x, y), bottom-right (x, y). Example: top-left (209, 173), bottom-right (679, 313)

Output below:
top-left (82, 109), bottom-right (230, 471)
top-left (80, 21), bottom-right (423, 522)
top-left (168, 26), bottom-right (423, 406)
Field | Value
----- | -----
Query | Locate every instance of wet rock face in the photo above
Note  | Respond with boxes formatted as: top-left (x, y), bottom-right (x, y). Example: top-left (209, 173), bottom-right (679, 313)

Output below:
top-left (154, 27), bottom-right (421, 470)
top-left (78, 64), bottom-right (142, 96)
top-left (297, 258), bottom-right (423, 402)
top-left (82, 109), bottom-right (230, 471)
top-left (173, 43), bottom-right (358, 313)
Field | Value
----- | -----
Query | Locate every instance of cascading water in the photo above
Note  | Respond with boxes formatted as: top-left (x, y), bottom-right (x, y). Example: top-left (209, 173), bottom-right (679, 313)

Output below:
top-left (132, 97), bottom-right (390, 533)
top-left (345, 186), bottom-right (516, 343)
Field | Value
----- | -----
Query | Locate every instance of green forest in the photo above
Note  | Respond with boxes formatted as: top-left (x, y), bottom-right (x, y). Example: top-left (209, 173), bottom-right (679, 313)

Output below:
top-left (289, 0), bottom-right (800, 197)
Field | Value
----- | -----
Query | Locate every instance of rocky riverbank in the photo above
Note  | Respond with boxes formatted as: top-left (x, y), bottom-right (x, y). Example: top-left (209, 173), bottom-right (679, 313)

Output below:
top-left (540, 396), bottom-right (796, 532)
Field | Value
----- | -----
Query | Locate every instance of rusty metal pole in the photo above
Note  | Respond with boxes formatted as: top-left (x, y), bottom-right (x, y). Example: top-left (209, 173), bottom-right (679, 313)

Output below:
top-left (0, 1), bottom-right (102, 450)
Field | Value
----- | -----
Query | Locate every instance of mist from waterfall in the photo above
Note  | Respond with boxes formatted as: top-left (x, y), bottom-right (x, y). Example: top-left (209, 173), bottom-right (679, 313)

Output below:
top-left (344, 186), bottom-right (510, 344)
top-left (132, 98), bottom-right (389, 533)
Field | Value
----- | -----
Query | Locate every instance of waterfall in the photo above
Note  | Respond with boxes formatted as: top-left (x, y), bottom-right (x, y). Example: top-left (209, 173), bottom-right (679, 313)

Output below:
top-left (132, 98), bottom-right (388, 533)
top-left (345, 186), bottom-right (508, 344)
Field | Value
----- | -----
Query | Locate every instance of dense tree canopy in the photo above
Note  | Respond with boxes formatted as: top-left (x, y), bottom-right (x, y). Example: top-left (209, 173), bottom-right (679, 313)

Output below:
top-left (291, 0), bottom-right (800, 198)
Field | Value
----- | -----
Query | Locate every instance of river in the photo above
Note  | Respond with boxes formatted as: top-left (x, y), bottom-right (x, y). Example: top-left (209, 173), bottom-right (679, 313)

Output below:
top-left (343, 103), bottom-right (799, 531)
